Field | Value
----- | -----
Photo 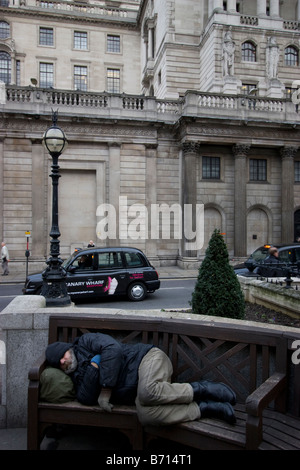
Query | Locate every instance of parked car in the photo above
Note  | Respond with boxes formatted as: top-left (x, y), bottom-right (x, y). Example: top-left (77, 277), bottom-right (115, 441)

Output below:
top-left (23, 246), bottom-right (160, 301)
top-left (234, 243), bottom-right (300, 275)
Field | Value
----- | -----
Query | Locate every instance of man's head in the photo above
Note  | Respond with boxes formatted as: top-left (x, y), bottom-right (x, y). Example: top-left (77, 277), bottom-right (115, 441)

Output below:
top-left (269, 246), bottom-right (278, 257)
top-left (46, 341), bottom-right (77, 373)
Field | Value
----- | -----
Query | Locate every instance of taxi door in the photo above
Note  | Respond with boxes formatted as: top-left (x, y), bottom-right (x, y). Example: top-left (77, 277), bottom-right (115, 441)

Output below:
top-left (66, 251), bottom-right (99, 298)
top-left (93, 251), bottom-right (129, 297)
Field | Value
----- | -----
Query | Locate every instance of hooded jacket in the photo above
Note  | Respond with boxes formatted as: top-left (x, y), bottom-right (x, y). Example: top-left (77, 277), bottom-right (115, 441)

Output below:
top-left (58, 332), bottom-right (153, 406)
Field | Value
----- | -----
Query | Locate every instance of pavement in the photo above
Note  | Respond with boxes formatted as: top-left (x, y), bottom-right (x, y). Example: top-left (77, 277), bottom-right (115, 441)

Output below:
top-left (0, 264), bottom-right (202, 452)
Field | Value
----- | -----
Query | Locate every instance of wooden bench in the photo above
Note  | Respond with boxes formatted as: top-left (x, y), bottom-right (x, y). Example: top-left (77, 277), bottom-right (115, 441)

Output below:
top-left (27, 313), bottom-right (300, 451)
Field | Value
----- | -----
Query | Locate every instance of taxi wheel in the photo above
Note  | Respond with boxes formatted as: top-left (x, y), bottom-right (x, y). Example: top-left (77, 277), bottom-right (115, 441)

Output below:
top-left (127, 282), bottom-right (147, 301)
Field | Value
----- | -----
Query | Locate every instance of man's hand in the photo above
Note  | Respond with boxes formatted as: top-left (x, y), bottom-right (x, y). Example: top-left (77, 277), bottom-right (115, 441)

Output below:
top-left (91, 354), bottom-right (101, 368)
top-left (98, 388), bottom-right (113, 412)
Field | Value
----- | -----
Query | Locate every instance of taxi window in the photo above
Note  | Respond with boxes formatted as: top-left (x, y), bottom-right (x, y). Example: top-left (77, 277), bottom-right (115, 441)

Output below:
top-left (295, 248), bottom-right (300, 261)
top-left (124, 252), bottom-right (144, 267)
top-left (72, 254), bottom-right (94, 270)
top-left (97, 252), bottom-right (123, 268)
top-left (251, 247), bottom-right (269, 262)
top-left (278, 249), bottom-right (292, 263)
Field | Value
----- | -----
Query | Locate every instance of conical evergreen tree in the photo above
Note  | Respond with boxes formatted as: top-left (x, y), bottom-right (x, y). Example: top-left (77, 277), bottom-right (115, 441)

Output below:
top-left (191, 229), bottom-right (245, 319)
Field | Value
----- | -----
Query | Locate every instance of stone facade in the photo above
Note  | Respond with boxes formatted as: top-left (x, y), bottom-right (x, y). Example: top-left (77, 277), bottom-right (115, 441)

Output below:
top-left (0, 0), bottom-right (300, 271)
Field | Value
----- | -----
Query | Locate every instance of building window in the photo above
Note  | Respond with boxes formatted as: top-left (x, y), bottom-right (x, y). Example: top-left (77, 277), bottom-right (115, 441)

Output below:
top-left (249, 159), bottom-right (267, 181)
top-left (241, 83), bottom-right (257, 95)
top-left (285, 46), bottom-right (299, 66)
top-left (39, 27), bottom-right (54, 46)
top-left (0, 21), bottom-right (10, 39)
top-left (202, 157), bottom-right (220, 180)
top-left (74, 65), bottom-right (87, 91)
top-left (107, 35), bottom-right (120, 53)
top-left (74, 31), bottom-right (87, 50)
top-left (295, 161), bottom-right (300, 182)
top-left (242, 41), bottom-right (256, 62)
top-left (39, 62), bottom-right (53, 88)
top-left (0, 52), bottom-right (11, 84)
top-left (0, 51), bottom-right (11, 85)
top-left (107, 68), bottom-right (120, 93)
top-left (16, 60), bottom-right (20, 85)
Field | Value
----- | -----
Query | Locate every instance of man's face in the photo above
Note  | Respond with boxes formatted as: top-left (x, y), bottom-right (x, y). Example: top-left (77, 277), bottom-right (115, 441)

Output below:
top-left (60, 348), bottom-right (78, 374)
top-left (60, 350), bottom-right (72, 370)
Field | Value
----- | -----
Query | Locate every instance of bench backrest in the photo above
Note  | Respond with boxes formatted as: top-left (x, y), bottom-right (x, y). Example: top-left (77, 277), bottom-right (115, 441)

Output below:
top-left (48, 313), bottom-right (298, 406)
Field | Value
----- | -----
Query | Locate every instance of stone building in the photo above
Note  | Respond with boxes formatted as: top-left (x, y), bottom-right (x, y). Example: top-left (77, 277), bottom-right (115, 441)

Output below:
top-left (0, 0), bottom-right (300, 271)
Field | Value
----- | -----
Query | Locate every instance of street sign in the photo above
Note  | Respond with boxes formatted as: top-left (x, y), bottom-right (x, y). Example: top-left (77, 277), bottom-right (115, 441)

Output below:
top-left (25, 231), bottom-right (31, 237)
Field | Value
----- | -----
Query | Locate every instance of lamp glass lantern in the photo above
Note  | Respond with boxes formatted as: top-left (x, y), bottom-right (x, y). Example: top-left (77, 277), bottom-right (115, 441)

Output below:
top-left (43, 125), bottom-right (68, 156)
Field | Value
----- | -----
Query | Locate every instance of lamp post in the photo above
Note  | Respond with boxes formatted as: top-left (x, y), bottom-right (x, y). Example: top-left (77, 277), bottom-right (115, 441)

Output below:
top-left (41, 111), bottom-right (71, 306)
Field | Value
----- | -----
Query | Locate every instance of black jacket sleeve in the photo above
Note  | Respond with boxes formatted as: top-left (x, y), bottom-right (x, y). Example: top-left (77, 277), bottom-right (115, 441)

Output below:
top-left (75, 363), bottom-right (101, 405)
top-left (77, 333), bottom-right (124, 389)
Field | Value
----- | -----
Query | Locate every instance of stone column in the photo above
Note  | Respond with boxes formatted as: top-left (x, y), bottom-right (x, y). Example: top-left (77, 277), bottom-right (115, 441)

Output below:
top-left (270, 0), bottom-right (280, 17)
top-left (213, 0), bottom-right (223, 11)
top-left (280, 146), bottom-right (297, 243)
top-left (227, 0), bottom-right (237, 13)
top-left (233, 144), bottom-right (250, 257)
top-left (297, 0), bottom-right (300, 21)
top-left (182, 142), bottom-right (200, 259)
top-left (257, 0), bottom-right (267, 16)
top-left (147, 28), bottom-right (152, 59)
top-left (145, 144), bottom-right (159, 265)
top-left (108, 142), bottom-right (121, 246)
top-left (31, 140), bottom-right (47, 258)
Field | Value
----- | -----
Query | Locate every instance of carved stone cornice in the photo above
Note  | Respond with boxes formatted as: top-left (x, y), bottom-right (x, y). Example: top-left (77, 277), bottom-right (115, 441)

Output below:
top-left (0, 118), bottom-right (157, 139)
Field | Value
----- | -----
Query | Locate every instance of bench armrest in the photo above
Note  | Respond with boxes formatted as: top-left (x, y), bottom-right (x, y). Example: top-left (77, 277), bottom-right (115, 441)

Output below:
top-left (245, 372), bottom-right (286, 449)
top-left (28, 353), bottom-right (46, 382)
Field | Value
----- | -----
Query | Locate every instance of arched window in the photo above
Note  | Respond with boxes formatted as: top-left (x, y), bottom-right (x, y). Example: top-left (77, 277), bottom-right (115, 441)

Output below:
top-left (242, 41), bottom-right (256, 62)
top-left (0, 21), bottom-right (10, 39)
top-left (0, 52), bottom-right (11, 84)
top-left (285, 45), bottom-right (299, 66)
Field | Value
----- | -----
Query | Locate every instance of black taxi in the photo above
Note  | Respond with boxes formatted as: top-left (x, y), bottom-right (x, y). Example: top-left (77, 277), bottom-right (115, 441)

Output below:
top-left (23, 246), bottom-right (160, 301)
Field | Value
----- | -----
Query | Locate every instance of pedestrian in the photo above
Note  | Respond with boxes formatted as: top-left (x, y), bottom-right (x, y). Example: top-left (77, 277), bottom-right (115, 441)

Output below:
top-left (45, 332), bottom-right (236, 426)
top-left (88, 240), bottom-right (95, 247)
top-left (1, 241), bottom-right (9, 276)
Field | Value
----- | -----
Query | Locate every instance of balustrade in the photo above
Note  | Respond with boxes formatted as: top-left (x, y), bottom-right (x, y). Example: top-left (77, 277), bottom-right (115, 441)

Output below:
top-left (3, 86), bottom-right (298, 123)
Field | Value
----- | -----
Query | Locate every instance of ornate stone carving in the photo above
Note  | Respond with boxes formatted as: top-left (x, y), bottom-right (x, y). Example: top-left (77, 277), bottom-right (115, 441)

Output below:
top-left (182, 141), bottom-right (201, 155)
top-left (232, 143), bottom-right (251, 158)
top-left (280, 146), bottom-right (298, 160)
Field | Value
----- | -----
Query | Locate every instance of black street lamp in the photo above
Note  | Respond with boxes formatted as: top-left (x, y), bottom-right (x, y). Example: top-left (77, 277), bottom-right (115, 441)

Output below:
top-left (41, 111), bottom-right (71, 306)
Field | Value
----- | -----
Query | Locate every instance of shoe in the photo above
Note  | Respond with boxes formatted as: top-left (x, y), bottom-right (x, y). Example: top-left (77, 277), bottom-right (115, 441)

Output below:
top-left (191, 380), bottom-right (236, 405)
top-left (199, 401), bottom-right (236, 424)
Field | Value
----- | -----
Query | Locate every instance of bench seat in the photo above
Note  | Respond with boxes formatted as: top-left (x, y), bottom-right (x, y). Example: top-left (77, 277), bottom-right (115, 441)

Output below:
top-left (32, 401), bottom-right (143, 450)
top-left (145, 403), bottom-right (300, 451)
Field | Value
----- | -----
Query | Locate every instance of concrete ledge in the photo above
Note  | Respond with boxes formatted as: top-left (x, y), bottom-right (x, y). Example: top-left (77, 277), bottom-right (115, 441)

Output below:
top-left (238, 276), bottom-right (300, 319)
